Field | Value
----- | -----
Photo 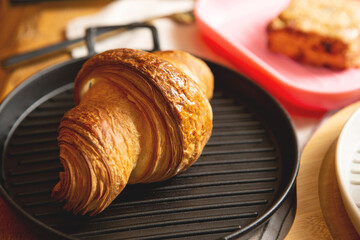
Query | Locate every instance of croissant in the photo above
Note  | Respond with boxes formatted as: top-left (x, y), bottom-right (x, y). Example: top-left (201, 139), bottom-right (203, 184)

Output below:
top-left (51, 48), bottom-right (214, 216)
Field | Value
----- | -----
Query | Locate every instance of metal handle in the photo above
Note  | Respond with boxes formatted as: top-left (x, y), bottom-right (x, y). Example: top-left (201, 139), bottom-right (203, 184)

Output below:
top-left (85, 22), bottom-right (160, 56)
top-left (2, 22), bottom-right (161, 68)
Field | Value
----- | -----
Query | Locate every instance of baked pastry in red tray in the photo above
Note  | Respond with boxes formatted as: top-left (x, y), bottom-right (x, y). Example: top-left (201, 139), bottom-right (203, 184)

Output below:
top-left (267, 0), bottom-right (360, 70)
top-left (195, 0), bottom-right (360, 112)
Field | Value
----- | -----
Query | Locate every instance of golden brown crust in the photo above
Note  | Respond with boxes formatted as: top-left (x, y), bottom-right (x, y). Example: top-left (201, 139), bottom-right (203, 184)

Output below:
top-left (52, 48), bottom-right (213, 216)
top-left (267, 0), bottom-right (360, 69)
top-left (153, 50), bottom-right (214, 99)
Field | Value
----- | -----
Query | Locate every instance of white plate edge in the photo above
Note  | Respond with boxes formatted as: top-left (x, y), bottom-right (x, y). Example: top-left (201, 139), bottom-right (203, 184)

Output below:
top-left (336, 106), bottom-right (360, 236)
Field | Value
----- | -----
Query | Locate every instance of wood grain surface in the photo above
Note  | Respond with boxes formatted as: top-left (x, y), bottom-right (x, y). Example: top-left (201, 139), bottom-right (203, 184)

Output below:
top-left (285, 101), bottom-right (360, 240)
top-left (0, 0), bottom-right (111, 101)
top-left (318, 140), bottom-right (358, 239)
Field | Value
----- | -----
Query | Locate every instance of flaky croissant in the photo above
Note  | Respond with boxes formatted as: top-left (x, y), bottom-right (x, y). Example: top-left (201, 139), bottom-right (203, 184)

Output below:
top-left (51, 48), bottom-right (214, 216)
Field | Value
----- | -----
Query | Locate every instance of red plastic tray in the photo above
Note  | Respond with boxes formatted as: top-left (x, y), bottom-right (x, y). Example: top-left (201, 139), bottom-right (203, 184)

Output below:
top-left (195, 0), bottom-right (360, 112)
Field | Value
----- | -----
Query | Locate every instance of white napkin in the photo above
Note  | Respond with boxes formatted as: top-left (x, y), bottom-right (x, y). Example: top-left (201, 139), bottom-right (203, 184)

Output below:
top-left (66, 0), bottom-right (224, 61)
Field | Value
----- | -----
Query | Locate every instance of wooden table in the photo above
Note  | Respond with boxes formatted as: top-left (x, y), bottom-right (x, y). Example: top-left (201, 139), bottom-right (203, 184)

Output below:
top-left (0, 0), bottom-right (112, 101)
top-left (285, 102), bottom-right (360, 240)
top-left (0, 1), bottom-right (111, 239)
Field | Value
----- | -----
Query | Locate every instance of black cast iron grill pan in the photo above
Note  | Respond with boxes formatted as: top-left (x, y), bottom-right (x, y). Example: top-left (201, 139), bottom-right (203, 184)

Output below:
top-left (0, 24), bottom-right (299, 240)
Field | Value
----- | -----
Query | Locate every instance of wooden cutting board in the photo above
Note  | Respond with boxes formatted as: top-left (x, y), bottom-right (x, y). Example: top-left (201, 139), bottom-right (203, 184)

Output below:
top-left (285, 101), bottom-right (360, 240)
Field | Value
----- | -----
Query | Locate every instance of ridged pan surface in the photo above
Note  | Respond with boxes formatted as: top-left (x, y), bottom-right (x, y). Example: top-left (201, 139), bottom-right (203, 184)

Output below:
top-left (0, 58), bottom-right (299, 240)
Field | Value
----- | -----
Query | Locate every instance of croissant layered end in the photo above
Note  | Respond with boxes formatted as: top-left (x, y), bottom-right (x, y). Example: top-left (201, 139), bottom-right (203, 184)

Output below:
top-left (53, 81), bottom-right (144, 215)
top-left (52, 48), bottom-right (214, 215)
top-left (52, 127), bottom-right (113, 216)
